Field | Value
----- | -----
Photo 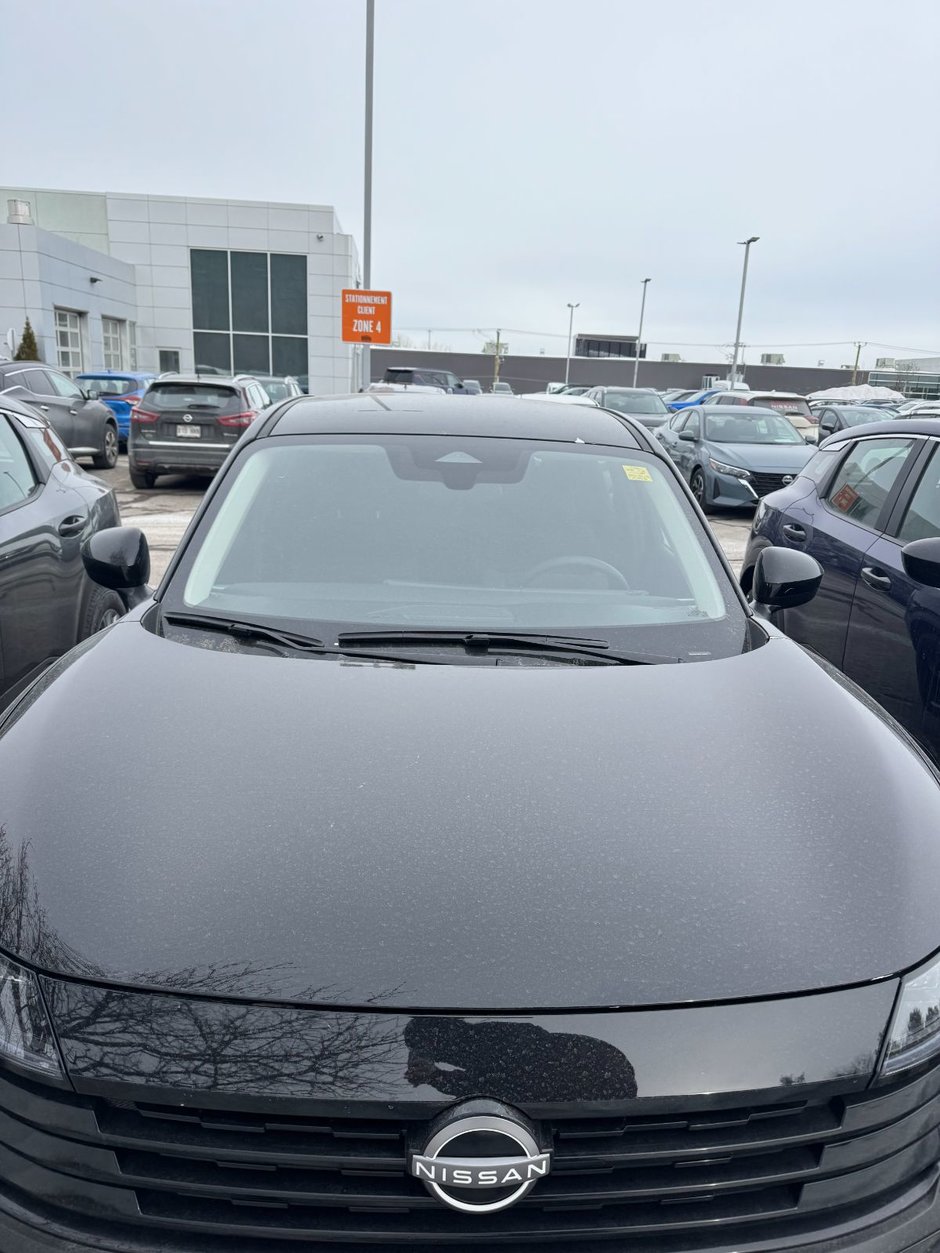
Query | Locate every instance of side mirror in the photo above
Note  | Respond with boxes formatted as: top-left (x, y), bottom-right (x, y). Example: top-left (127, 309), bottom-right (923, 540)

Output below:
top-left (83, 527), bottom-right (151, 607)
top-left (752, 546), bottom-right (823, 613)
top-left (84, 387), bottom-right (99, 400)
top-left (902, 537), bottom-right (940, 588)
top-left (678, 429), bottom-right (697, 442)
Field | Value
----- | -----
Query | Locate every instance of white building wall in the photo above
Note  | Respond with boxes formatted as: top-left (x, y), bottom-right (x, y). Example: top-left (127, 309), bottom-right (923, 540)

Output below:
top-left (0, 188), bottom-right (360, 393)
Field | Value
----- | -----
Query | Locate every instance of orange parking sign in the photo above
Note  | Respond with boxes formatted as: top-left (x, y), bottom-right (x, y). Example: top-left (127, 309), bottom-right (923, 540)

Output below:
top-left (341, 289), bottom-right (392, 344)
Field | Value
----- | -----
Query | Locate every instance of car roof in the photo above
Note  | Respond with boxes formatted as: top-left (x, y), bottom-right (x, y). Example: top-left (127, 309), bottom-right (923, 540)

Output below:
top-left (148, 374), bottom-right (248, 386)
top-left (265, 392), bottom-right (649, 449)
top-left (691, 404), bottom-right (779, 415)
top-left (735, 391), bottom-right (807, 400)
top-left (598, 386), bottom-right (657, 394)
top-left (820, 417), bottom-right (940, 446)
top-left (77, 369), bottom-right (154, 378)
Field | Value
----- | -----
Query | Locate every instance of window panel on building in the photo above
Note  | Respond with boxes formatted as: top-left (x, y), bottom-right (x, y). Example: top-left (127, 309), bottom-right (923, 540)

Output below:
top-left (270, 253), bottom-right (307, 335)
top-left (272, 336), bottom-right (307, 378)
top-left (55, 309), bottom-right (84, 373)
top-left (102, 317), bottom-right (125, 370)
top-left (158, 349), bottom-right (180, 374)
top-left (231, 252), bottom-right (269, 333)
top-left (233, 334), bottom-right (270, 375)
top-left (193, 332), bottom-right (232, 374)
top-left (190, 249), bottom-right (230, 331)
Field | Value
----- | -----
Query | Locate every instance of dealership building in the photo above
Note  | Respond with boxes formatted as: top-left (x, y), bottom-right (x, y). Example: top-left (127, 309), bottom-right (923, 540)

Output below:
top-left (0, 187), bottom-right (361, 394)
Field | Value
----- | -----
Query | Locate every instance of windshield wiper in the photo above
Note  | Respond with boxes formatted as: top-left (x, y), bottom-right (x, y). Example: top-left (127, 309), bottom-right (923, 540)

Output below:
top-left (161, 611), bottom-right (327, 653)
top-left (335, 629), bottom-right (660, 665)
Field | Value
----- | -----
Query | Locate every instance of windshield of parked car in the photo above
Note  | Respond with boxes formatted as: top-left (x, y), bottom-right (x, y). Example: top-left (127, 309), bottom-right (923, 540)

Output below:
top-left (602, 391), bottom-right (669, 415)
top-left (704, 412), bottom-right (804, 444)
top-left (141, 383), bottom-right (242, 415)
top-left (79, 376), bottom-right (141, 396)
top-left (169, 436), bottom-right (749, 661)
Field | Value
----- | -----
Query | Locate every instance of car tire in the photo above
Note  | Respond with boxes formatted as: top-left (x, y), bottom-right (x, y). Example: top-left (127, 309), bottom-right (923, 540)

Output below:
top-left (92, 424), bottom-right (119, 470)
top-left (690, 468), bottom-right (714, 515)
top-left (129, 467), bottom-right (157, 490)
top-left (80, 585), bottom-right (125, 640)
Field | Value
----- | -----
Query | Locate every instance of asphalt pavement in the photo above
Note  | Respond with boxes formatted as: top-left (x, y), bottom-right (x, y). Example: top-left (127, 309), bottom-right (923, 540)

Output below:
top-left (95, 458), bottom-right (753, 585)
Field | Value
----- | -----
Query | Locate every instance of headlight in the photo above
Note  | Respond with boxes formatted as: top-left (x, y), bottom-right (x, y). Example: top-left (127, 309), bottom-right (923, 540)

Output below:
top-left (708, 458), bottom-right (752, 480)
top-left (0, 954), bottom-right (64, 1079)
top-left (882, 954), bottom-right (940, 1077)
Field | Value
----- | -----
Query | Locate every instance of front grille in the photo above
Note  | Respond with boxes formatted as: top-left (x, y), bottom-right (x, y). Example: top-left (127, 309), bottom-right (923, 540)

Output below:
top-left (750, 472), bottom-right (792, 497)
top-left (0, 1062), bottom-right (939, 1248)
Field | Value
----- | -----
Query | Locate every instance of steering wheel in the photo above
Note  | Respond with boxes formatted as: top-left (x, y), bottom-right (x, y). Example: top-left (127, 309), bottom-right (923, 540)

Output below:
top-left (521, 556), bottom-right (630, 590)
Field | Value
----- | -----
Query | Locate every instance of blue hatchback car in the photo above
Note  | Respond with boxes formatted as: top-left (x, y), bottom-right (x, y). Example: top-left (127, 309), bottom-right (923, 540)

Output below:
top-left (77, 371), bottom-right (156, 448)
top-left (742, 417), bottom-right (940, 763)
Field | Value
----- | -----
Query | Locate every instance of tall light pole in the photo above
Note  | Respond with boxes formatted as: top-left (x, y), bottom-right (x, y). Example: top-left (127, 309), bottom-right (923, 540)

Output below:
top-left (729, 236), bottom-right (759, 387)
top-left (361, 0), bottom-right (375, 391)
top-left (632, 278), bottom-right (651, 387)
top-left (565, 302), bottom-right (579, 384)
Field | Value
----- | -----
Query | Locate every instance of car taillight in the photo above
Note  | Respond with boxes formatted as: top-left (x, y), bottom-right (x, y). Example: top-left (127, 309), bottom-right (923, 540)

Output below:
top-left (131, 407), bottom-right (158, 424)
top-left (218, 411), bottom-right (256, 428)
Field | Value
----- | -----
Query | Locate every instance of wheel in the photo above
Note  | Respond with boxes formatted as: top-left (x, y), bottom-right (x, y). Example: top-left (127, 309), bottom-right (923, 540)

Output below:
top-left (129, 466), bottom-right (157, 490)
top-left (690, 468), bottom-right (714, 515)
top-left (92, 424), bottom-right (119, 470)
top-left (522, 555), bottom-right (630, 589)
top-left (80, 585), bottom-right (125, 640)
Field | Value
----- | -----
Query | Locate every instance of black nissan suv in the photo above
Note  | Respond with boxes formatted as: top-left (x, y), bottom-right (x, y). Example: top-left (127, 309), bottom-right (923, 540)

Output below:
top-left (2, 394), bottom-right (940, 1251)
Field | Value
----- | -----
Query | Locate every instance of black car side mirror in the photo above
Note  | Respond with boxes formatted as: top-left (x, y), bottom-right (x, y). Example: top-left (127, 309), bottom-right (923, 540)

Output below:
top-left (752, 546), bottom-right (823, 614)
top-left (678, 429), bottom-right (697, 442)
top-left (83, 527), bottom-right (151, 608)
top-left (901, 537), bottom-right (940, 588)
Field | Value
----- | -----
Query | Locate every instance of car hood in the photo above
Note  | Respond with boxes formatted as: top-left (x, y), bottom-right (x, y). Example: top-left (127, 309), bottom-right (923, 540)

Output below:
top-left (707, 440), bottom-right (815, 473)
top-left (2, 620), bottom-right (940, 1011)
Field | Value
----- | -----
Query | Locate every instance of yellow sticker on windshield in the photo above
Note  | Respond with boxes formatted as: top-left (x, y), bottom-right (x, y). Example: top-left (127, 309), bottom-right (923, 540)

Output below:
top-left (622, 464), bottom-right (653, 482)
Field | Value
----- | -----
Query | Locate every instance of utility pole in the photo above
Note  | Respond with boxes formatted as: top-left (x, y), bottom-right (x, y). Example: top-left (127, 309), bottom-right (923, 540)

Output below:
top-left (427, 329), bottom-right (432, 350)
top-left (565, 302), bottom-right (579, 384)
top-left (361, 0), bottom-right (375, 390)
top-left (730, 236), bottom-right (759, 387)
top-left (851, 341), bottom-right (865, 385)
top-left (632, 278), bottom-right (651, 388)
top-left (493, 329), bottom-right (502, 388)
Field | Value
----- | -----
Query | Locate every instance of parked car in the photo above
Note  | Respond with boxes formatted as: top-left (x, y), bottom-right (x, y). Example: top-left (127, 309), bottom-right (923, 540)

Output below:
top-left (0, 394), bottom-right (123, 708)
top-left (900, 402), bottom-right (940, 419)
top-left (491, 380), bottom-right (514, 395)
top-left (561, 384), bottom-right (593, 395)
top-left (128, 373), bottom-right (272, 489)
top-left (656, 404), bottom-right (815, 512)
top-left (704, 389), bottom-right (816, 424)
top-left (76, 370), bottom-right (156, 450)
top-left (4, 394), bottom-right (940, 1250)
top-left (741, 417), bottom-right (940, 763)
top-left (248, 374), bottom-right (302, 404)
top-left (815, 404), bottom-right (891, 438)
top-left (0, 360), bottom-right (119, 469)
top-left (462, 378), bottom-right (483, 394)
top-left (667, 386), bottom-right (728, 412)
top-left (582, 386), bottom-right (671, 429)
top-left (383, 366), bottom-right (472, 394)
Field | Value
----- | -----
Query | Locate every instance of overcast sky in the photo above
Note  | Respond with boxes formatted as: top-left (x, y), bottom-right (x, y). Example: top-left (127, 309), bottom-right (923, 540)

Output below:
top-left (7, 0), bottom-right (939, 367)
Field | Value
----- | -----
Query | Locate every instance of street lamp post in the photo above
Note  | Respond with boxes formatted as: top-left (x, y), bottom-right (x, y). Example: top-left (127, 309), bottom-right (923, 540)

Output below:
top-left (565, 302), bottom-right (580, 385)
top-left (361, 0), bottom-right (375, 391)
top-left (632, 278), bottom-right (651, 387)
top-left (729, 236), bottom-right (759, 387)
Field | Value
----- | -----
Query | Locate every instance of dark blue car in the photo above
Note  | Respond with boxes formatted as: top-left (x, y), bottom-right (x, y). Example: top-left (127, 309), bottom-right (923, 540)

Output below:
top-left (77, 371), bottom-right (156, 448)
top-left (742, 417), bottom-right (940, 762)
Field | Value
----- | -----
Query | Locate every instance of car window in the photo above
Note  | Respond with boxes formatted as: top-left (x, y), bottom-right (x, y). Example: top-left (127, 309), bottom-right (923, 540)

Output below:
top-left (0, 414), bottom-right (38, 511)
top-left (749, 396), bottom-right (813, 417)
top-left (670, 412), bottom-right (689, 430)
top-left (46, 371), bottom-right (85, 400)
top-left (827, 438), bottom-right (915, 528)
top-left (13, 369), bottom-right (55, 397)
top-left (684, 412), bottom-right (701, 438)
top-left (798, 448), bottom-right (841, 487)
top-left (80, 376), bottom-right (139, 397)
top-left (704, 412), bottom-right (803, 444)
top-left (898, 446), bottom-right (940, 543)
top-left (142, 383), bottom-right (242, 415)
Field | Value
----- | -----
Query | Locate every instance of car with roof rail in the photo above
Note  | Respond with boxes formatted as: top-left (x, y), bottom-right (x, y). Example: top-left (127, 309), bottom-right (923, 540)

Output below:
top-left (2, 395), bottom-right (940, 1249)
top-left (127, 372), bottom-right (272, 488)
top-left (742, 415), bottom-right (940, 764)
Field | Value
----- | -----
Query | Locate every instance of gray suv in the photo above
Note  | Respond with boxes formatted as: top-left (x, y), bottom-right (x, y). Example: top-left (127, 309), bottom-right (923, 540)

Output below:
top-left (0, 360), bottom-right (119, 469)
top-left (128, 374), bottom-right (272, 488)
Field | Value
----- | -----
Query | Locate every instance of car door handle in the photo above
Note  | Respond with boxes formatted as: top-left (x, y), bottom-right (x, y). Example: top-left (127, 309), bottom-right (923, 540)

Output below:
top-left (68, 408), bottom-right (77, 415)
top-left (782, 524), bottom-right (806, 541)
top-left (57, 515), bottom-right (87, 538)
top-left (38, 404), bottom-right (49, 412)
top-left (860, 566), bottom-right (891, 592)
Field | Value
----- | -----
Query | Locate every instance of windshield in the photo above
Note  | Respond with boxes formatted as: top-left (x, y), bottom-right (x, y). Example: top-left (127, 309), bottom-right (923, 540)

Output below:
top-left (603, 392), bottom-right (669, 415)
top-left (167, 436), bottom-right (748, 661)
top-left (704, 412), bottom-right (804, 444)
top-left (259, 380), bottom-right (292, 402)
top-left (143, 383), bottom-right (241, 414)
top-left (80, 376), bottom-right (140, 396)
top-left (749, 396), bottom-right (812, 417)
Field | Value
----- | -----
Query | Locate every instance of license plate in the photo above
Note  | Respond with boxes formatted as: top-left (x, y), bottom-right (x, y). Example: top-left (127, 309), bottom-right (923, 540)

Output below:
top-left (176, 425), bottom-right (201, 438)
